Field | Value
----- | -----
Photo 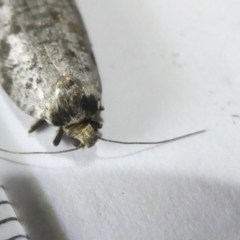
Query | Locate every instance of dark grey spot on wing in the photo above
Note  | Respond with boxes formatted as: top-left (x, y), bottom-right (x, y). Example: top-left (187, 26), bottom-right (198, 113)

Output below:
top-left (49, 10), bottom-right (60, 22)
top-left (36, 78), bottom-right (42, 84)
top-left (0, 39), bottom-right (10, 61)
top-left (25, 82), bottom-right (32, 89)
top-left (67, 49), bottom-right (77, 58)
top-left (1, 69), bottom-right (13, 95)
top-left (10, 19), bottom-right (21, 34)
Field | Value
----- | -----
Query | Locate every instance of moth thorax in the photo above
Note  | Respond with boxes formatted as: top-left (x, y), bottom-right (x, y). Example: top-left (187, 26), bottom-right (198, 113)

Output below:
top-left (63, 122), bottom-right (98, 148)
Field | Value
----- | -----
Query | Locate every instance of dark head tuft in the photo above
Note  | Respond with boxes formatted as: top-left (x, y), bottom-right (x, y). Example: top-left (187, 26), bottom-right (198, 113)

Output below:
top-left (80, 94), bottom-right (98, 117)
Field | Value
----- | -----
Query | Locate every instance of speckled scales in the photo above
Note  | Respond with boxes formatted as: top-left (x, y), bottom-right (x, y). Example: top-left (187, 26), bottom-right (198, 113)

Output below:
top-left (0, 0), bottom-right (101, 121)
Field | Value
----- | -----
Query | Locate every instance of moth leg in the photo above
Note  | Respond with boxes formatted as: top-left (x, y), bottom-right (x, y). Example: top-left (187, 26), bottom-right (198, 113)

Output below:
top-left (28, 119), bottom-right (46, 133)
top-left (53, 127), bottom-right (64, 146)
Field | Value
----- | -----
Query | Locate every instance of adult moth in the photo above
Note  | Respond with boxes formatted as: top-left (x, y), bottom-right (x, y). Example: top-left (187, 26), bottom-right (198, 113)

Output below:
top-left (0, 0), bottom-right (204, 154)
top-left (0, 0), bottom-right (102, 148)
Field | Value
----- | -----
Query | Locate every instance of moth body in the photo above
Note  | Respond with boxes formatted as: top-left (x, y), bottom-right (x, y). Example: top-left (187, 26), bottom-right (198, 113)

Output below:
top-left (0, 0), bottom-right (102, 147)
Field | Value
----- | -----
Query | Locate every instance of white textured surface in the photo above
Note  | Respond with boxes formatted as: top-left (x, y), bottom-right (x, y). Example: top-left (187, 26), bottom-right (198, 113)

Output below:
top-left (1, 0), bottom-right (240, 239)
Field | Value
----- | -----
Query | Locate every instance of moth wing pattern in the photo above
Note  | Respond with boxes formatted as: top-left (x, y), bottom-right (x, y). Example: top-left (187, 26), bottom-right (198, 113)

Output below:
top-left (0, 0), bottom-right (101, 122)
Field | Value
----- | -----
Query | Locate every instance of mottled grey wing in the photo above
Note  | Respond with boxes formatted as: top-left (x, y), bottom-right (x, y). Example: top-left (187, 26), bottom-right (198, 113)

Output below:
top-left (0, 0), bottom-right (101, 120)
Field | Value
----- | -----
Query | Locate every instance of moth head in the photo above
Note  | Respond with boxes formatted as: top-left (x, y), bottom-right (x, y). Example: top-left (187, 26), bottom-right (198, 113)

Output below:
top-left (63, 119), bottom-right (102, 148)
top-left (49, 78), bottom-right (102, 147)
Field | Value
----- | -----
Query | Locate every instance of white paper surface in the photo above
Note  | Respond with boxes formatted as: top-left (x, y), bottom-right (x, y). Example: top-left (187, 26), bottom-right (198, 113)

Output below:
top-left (1, 0), bottom-right (240, 239)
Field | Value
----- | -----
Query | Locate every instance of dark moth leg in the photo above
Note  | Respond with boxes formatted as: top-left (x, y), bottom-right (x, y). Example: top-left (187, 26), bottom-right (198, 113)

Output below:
top-left (28, 119), bottom-right (46, 133)
top-left (53, 127), bottom-right (64, 146)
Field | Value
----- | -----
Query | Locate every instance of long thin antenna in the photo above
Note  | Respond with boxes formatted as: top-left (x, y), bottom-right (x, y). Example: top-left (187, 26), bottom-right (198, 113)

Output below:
top-left (99, 130), bottom-right (206, 145)
top-left (0, 130), bottom-right (205, 155)
top-left (0, 147), bottom-right (80, 155)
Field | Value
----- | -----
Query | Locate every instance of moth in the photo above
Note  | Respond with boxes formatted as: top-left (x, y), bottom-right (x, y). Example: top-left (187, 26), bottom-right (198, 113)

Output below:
top-left (0, 0), bottom-right (102, 148)
top-left (0, 0), bottom-right (204, 154)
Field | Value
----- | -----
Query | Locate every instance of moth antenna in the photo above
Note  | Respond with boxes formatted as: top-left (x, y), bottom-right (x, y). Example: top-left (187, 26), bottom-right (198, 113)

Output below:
top-left (0, 130), bottom-right (205, 155)
top-left (0, 147), bottom-right (80, 155)
top-left (99, 129), bottom-right (206, 145)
